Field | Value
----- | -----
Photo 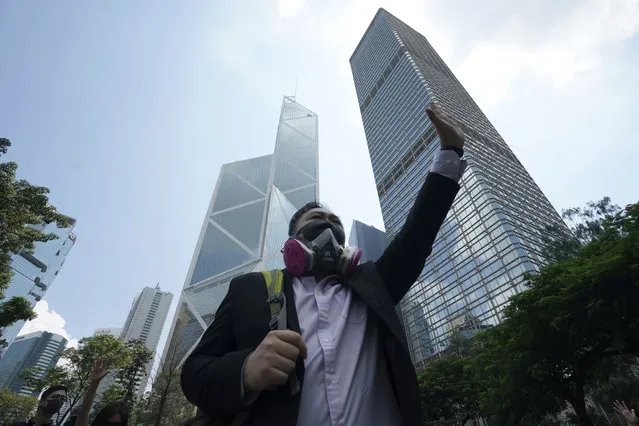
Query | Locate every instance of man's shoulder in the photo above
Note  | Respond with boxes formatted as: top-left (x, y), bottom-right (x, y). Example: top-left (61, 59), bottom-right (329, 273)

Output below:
top-left (229, 270), bottom-right (284, 292)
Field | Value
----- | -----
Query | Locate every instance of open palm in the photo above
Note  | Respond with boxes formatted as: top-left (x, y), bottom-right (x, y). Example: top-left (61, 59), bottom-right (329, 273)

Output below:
top-left (91, 357), bottom-right (109, 382)
top-left (614, 400), bottom-right (639, 425)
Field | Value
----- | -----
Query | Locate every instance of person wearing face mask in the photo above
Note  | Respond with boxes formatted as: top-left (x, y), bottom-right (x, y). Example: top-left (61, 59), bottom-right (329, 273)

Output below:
top-left (181, 106), bottom-right (466, 426)
top-left (8, 385), bottom-right (68, 426)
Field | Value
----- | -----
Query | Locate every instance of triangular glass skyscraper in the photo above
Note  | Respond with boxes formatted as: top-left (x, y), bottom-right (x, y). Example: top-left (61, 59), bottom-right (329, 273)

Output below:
top-left (164, 97), bottom-right (319, 363)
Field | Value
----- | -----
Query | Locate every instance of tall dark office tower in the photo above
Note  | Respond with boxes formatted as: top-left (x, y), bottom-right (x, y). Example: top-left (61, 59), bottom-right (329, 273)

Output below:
top-left (163, 97), bottom-right (319, 364)
top-left (350, 9), bottom-right (566, 366)
top-left (348, 220), bottom-right (388, 263)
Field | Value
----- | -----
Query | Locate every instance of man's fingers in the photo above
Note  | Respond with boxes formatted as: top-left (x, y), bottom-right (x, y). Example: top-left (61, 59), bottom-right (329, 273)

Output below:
top-left (272, 330), bottom-right (308, 359)
top-left (274, 340), bottom-right (302, 361)
top-left (266, 368), bottom-right (289, 387)
top-left (269, 353), bottom-right (296, 375)
top-left (427, 107), bottom-right (455, 131)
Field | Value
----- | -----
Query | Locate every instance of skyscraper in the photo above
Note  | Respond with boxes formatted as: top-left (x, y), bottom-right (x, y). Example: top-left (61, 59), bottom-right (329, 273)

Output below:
top-left (348, 220), bottom-right (388, 263)
top-left (350, 9), bottom-right (566, 366)
top-left (0, 217), bottom-right (76, 355)
top-left (0, 331), bottom-right (67, 395)
top-left (164, 96), bottom-right (319, 364)
top-left (119, 285), bottom-right (172, 395)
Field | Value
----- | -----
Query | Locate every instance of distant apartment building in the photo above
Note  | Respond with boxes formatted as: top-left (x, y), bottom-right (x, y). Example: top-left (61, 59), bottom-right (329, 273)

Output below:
top-left (119, 285), bottom-right (172, 395)
top-left (0, 331), bottom-right (67, 395)
top-left (0, 217), bottom-right (76, 354)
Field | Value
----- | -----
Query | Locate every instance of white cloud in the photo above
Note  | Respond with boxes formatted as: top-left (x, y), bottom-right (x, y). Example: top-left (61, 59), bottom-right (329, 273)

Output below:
top-left (19, 300), bottom-right (79, 349)
top-left (456, 0), bottom-right (639, 107)
top-left (456, 45), bottom-right (528, 107)
top-left (279, 0), bottom-right (305, 17)
top-left (206, 0), bottom-right (639, 228)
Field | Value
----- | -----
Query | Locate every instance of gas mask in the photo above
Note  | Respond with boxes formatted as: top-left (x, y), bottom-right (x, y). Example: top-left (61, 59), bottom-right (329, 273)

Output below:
top-left (283, 220), bottom-right (362, 277)
top-left (41, 399), bottom-right (64, 416)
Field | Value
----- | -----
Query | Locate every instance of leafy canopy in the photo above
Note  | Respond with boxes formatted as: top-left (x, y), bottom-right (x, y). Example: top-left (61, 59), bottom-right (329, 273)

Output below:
top-left (0, 137), bottom-right (69, 332)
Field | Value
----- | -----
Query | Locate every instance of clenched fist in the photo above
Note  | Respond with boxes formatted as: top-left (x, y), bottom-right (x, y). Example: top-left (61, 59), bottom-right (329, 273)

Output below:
top-left (243, 330), bottom-right (308, 393)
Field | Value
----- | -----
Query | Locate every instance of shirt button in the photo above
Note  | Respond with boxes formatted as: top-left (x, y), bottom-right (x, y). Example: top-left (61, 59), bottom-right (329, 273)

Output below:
top-left (323, 337), bottom-right (329, 343)
top-left (326, 375), bottom-right (333, 383)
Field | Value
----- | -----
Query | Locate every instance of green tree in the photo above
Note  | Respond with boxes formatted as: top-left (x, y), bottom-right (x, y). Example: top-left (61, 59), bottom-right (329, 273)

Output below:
top-left (475, 201), bottom-right (639, 425)
top-left (93, 339), bottom-right (153, 417)
top-left (0, 388), bottom-right (38, 424)
top-left (136, 314), bottom-right (195, 425)
top-left (542, 196), bottom-right (621, 264)
top-left (418, 353), bottom-right (480, 425)
top-left (0, 137), bottom-right (69, 334)
top-left (21, 334), bottom-right (129, 424)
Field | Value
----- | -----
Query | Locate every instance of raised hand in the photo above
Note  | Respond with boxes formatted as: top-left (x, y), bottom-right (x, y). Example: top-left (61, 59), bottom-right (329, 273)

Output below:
top-left (426, 106), bottom-right (465, 150)
top-left (614, 400), bottom-right (639, 425)
top-left (91, 357), bottom-right (109, 383)
top-left (243, 330), bottom-right (308, 393)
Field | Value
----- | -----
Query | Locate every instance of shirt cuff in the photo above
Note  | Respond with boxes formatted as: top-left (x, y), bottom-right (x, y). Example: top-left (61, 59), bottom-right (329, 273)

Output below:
top-left (239, 355), bottom-right (260, 405)
top-left (430, 149), bottom-right (467, 182)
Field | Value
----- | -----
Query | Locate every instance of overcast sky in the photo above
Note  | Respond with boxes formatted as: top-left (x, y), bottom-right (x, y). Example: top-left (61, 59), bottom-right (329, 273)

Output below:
top-left (1, 0), bottom-right (637, 355)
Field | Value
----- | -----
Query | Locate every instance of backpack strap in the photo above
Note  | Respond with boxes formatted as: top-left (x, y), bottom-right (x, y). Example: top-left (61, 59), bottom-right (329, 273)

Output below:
top-left (261, 270), bottom-right (285, 330)
top-left (260, 270), bottom-right (300, 396)
top-left (183, 271), bottom-right (290, 426)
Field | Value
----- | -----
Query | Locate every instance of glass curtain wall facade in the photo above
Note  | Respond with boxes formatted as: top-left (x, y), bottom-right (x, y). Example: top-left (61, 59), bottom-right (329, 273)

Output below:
top-left (350, 9), bottom-right (567, 367)
top-left (164, 97), bottom-right (319, 363)
top-left (0, 217), bottom-right (76, 355)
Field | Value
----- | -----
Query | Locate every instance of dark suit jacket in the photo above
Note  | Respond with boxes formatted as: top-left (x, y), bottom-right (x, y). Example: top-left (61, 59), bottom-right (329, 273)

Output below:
top-left (181, 172), bottom-right (460, 426)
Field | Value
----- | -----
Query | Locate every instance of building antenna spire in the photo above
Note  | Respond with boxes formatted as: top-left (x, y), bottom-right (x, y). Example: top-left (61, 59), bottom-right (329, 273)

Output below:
top-left (294, 77), bottom-right (298, 99)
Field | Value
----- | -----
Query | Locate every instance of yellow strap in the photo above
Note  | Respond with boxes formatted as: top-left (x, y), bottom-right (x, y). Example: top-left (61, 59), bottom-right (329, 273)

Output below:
top-left (261, 270), bottom-right (272, 290)
top-left (274, 270), bottom-right (283, 294)
top-left (262, 270), bottom-right (283, 324)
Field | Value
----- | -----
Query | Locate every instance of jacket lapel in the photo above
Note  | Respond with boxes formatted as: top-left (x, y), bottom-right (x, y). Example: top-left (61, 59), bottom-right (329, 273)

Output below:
top-left (346, 262), bottom-right (408, 350)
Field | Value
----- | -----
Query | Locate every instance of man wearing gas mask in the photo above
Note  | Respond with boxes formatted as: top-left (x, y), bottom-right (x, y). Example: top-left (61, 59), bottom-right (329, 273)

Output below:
top-left (181, 106), bottom-right (466, 426)
top-left (8, 385), bottom-right (68, 426)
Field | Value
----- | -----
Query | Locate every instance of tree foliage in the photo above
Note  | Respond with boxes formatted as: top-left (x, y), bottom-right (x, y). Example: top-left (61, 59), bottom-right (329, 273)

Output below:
top-left (0, 388), bottom-right (38, 424)
top-left (417, 199), bottom-right (638, 426)
top-left (475, 201), bottom-right (639, 425)
top-left (542, 196), bottom-right (621, 264)
top-left (134, 312), bottom-right (195, 425)
top-left (0, 137), bottom-right (69, 334)
top-left (94, 339), bottom-right (153, 416)
top-left (21, 334), bottom-right (129, 424)
top-left (418, 354), bottom-right (479, 425)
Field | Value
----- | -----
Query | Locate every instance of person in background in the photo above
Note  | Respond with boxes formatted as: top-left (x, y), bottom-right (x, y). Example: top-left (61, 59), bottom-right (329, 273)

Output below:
top-left (181, 105), bottom-right (466, 426)
top-left (74, 358), bottom-right (129, 426)
top-left (89, 402), bottom-right (129, 426)
top-left (8, 385), bottom-right (68, 426)
top-left (614, 400), bottom-right (639, 426)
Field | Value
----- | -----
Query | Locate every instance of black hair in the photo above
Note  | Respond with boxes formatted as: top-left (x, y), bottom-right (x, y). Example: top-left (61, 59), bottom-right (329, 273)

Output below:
top-left (288, 201), bottom-right (322, 236)
top-left (92, 401), bottom-right (130, 425)
top-left (41, 385), bottom-right (68, 400)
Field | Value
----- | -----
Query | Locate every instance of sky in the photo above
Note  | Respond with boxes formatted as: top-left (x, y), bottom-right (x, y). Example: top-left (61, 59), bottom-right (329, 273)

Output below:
top-left (1, 0), bottom-right (638, 359)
